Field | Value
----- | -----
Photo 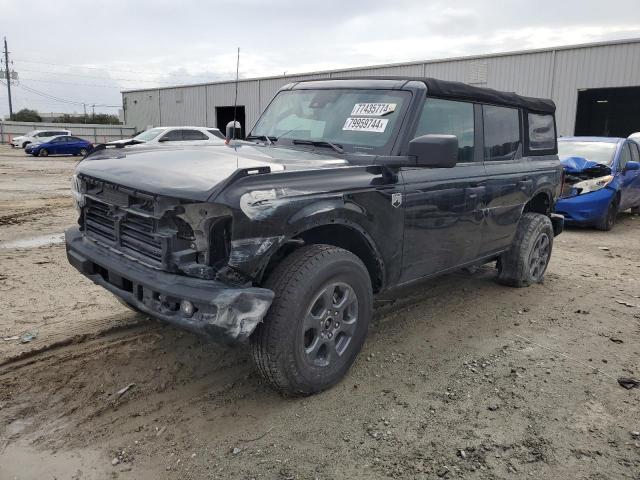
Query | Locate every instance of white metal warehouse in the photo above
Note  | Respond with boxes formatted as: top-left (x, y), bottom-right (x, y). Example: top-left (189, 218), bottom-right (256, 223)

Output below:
top-left (122, 38), bottom-right (640, 138)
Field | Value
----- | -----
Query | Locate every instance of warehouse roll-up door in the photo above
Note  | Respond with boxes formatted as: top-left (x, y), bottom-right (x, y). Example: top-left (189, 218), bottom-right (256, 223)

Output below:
top-left (575, 87), bottom-right (640, 137)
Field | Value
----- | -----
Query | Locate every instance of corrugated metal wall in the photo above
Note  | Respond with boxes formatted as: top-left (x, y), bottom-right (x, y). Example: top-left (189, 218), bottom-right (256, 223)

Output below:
top-left (122, 39), bottom-right (640, 136)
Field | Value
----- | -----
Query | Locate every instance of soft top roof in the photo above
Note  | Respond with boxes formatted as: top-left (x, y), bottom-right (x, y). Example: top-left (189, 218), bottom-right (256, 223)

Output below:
top-left (293, 76), bottom-right (556, 114)
top-left (423, 78), bottom-right (555, 114)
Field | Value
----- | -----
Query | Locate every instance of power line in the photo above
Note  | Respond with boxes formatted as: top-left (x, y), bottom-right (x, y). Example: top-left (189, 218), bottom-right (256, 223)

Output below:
top-left (14, 58), bottom-right (216, 80)
top-left (1, 80), bottom-right (120, 108)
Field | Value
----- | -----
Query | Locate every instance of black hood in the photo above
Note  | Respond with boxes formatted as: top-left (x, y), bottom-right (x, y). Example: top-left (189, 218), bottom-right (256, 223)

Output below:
top-left (76, 143), bottom-right (350, 201)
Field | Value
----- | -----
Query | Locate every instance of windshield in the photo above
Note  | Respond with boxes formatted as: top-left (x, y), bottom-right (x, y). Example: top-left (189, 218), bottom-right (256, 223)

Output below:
top-left (251, 89), bottom-right (411, 154)
top-left (134, 128), bottom-right (165, 142)
top-left (558, 140), bottom-right (617, 166)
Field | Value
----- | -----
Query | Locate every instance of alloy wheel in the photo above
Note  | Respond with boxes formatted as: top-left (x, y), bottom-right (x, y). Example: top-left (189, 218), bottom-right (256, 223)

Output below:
top-left (302, 282), bottom-right (358, 367)
top-left (528, 232), bottom-right (550, 281)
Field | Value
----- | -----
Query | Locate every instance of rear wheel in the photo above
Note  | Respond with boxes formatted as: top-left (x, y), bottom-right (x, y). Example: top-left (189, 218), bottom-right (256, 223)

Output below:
top-left (39, 148), bottom-right (49, 157)
top-left (595, 196), bottom-right (618, 231)
top-left (251, 244), bottom-right (372, 396)
top-left (498, 213), bottom-right (554, 287)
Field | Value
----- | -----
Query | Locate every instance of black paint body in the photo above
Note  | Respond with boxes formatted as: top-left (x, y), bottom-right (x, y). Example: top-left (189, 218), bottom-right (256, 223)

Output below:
top-left (66, 78), bottom-right (563, 343)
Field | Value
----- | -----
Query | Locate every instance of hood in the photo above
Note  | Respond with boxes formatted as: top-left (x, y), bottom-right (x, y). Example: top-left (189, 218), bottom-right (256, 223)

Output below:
top-left (560, 156), bottom-right (611, 177)
top-left (77, 142), bottom-right (349, 201)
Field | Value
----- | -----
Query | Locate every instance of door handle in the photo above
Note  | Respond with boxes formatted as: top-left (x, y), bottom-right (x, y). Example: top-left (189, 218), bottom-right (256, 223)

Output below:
top-left (465, 186), bottom-right (485, 199)
top-left (517, 179), bottom-right (533, 191)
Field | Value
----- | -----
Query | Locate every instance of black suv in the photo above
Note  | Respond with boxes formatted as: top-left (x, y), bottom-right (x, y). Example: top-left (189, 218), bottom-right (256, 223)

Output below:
top-left (66, 78), bottom-right (564, 396)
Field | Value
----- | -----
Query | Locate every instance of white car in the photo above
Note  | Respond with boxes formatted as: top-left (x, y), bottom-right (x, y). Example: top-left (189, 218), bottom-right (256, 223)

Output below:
top-left (629, 132), bottom-right (640, 143)
top-left (11, 129), bottom-right (71, 148)
top-left (108, 126), bottom-right (225, 147)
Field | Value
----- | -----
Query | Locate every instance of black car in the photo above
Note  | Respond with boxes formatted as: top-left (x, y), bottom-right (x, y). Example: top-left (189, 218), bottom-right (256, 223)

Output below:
top-left (66, 77), bottom-right (564, 396)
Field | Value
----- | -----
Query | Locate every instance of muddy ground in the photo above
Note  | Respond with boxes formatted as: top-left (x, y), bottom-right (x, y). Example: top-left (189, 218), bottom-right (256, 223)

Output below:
top-left (0, 144), bottom-right (638, 479)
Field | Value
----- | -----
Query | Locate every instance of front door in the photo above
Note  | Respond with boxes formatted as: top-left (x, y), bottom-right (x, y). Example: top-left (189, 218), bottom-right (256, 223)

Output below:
top-left (399, 97), bottom-right (486, 283)
top-left (617, 141), bottom-right (639, 210)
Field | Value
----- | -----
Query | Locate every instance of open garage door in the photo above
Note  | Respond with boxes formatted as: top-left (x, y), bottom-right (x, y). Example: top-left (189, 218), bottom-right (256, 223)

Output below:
top-left (575, 86), bottom-right (640, 137)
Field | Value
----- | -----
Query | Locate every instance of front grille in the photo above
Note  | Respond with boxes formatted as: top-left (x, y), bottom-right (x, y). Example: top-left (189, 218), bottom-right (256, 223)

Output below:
top-left (85, 198), bottom-right (163, 265)
top-left (85, 200), bottom-right (116, 241)
top-left (121, 215), bottom-right (163, 262)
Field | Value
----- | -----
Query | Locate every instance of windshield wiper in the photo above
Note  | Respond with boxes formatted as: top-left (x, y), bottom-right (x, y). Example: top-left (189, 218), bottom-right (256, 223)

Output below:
top-left (291, 139), bottom-right (344, 154)
top-left (246, 135), bottom-right (276, 146)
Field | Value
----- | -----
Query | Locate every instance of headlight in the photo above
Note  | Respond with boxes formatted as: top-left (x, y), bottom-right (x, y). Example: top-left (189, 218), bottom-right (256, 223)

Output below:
top-left (71, 174), bottom-right (85, 212)
top-left (573, 175), bottom-right (614, 195)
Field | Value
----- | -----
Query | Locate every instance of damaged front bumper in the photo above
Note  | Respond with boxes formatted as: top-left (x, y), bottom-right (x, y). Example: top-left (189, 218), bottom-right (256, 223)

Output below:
top-left (555, 187), bottom-right (615, 225)
top-left (65, 227), bottom-right (274, 344)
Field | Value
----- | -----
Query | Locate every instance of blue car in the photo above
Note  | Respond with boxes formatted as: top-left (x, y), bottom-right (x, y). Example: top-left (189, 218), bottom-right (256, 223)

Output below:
top-left (26, 135), bottom-right (93, 157)
top-left (556, 137), bottom-right (640, 230)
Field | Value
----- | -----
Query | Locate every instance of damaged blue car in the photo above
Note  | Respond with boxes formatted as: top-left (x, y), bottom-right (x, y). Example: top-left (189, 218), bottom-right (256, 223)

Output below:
top-left (555, 137), bottom-right (640, 230)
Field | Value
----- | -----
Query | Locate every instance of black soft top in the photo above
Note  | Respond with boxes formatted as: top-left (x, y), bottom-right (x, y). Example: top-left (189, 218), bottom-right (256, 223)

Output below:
top-left (293, 77), bottom-right (555, 114)
top-left (423, 78), bottom-right (555, 114)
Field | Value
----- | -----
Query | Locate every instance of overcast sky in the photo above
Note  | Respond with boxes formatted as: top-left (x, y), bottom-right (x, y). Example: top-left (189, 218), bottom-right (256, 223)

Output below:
top-left (1, 0), bottom-right (639, 117)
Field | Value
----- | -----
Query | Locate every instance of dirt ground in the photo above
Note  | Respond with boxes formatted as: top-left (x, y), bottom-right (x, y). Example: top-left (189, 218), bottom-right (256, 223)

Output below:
top-left (0, 144), bottom-right (639, 480)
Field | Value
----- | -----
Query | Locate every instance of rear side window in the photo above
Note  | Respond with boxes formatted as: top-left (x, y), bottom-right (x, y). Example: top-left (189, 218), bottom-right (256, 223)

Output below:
top-left (207, 129), bottom-right (225, 139)
top-left (182, 129), bottom-right (208, 140)
top-left (415, 98), bottom-right (475, 163)
top-left (528, 113), bottom-right (556, 150)
top-left (483, 105), bottom-right (520, 161)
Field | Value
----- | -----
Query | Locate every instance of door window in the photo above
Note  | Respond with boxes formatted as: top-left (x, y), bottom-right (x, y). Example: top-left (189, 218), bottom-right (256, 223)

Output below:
top-left (483, 105), bottom-right (521, 161)
top-left (618, 143), bottom-right (632, 171)
top-left (159, 130), bottom-right (183, 141)
top-left (415, 98), bottom-right (474, 163)
top-left (629, 142), bottom-right (639, 163)
top-left (182, 129), bottom-right (208, 140)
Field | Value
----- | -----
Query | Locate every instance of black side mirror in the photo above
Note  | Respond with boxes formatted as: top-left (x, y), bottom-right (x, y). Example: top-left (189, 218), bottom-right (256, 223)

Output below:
top-left (408, 134), bottom-right (458, 168)
top-left (226, 121), bottom-right (242, 140)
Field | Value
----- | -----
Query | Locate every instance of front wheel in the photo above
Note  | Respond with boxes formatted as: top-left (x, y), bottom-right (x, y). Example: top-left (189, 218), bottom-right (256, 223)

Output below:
top-left (79, 148), bottom-right (88, 156)
top-left (595, 196), bottom-right (618, 231)
top-left (497, 213), bottom-right (554, 288)
top-left (39, 148), bottom-right (49, 157)
top-left (251, 244), bottom-right (372, 396)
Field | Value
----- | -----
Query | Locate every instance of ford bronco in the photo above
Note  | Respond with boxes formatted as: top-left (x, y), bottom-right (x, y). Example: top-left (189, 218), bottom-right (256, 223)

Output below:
top-left (66, 77), bottom-right (564, 396)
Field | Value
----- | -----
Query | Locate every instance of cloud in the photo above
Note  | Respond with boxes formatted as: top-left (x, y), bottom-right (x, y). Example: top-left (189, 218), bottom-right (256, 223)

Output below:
top-left (1, 0), bottom-right (639, 116)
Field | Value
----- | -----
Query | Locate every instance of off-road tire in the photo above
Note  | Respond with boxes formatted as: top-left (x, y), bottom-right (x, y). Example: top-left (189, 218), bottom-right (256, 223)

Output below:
top-left (39, 148), bottom-right (49, 157)
top-left (595, 196), bottom-right (618, 231)
top-left (251, 244), bottom-right (372, 396)
top-left (497, 213), bottom-right (554, 288)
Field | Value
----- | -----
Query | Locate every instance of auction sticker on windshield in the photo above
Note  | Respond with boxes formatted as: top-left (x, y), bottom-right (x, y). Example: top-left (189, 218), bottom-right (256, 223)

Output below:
top-left (351, 103), bottom-right (396, 116)
top-left (342, 117), bottom-right (389, 133)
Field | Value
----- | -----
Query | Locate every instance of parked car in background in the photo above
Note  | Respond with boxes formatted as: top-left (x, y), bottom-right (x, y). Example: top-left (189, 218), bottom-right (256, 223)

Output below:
top-left (26, 135), bottom-right (93, 157)
top-left (12, 129), bottom-right (71, 148)
top-left (556, 137), bottom-right (640, 230)
top-left (629, 132), bottom-right (640, 142)
top-left (107, 126), bottom-right (225, 147)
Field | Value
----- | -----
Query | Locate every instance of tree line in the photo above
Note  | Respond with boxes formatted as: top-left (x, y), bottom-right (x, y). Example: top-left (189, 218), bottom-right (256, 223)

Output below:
top-left (8, 108), bottom-right (121, 125)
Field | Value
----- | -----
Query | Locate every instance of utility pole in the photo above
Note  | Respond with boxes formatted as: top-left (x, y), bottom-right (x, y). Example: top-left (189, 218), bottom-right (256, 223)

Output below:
top-left (83, 103), bottom-right (87, 123)
top-left (3, 37), bottom-right (13, 120)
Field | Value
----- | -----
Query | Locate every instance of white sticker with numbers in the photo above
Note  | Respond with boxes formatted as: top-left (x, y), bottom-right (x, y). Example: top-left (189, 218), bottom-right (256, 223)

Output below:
top-left (342, 117), bottom-right (389, 133)
top-left (350, 103), bottom-right (396, 116)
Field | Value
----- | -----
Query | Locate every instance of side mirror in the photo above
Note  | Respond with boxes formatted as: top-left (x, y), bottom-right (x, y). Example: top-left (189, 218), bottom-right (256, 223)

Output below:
top-left (226, 120), bottom-right (242, 140)
top-left (624, 161), bottom-right (640, 171)
top-left (408, 134), bottom-right (458, 168)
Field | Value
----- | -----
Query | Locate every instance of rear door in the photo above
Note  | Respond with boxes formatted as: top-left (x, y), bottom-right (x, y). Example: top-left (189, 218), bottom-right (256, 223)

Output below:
top-left (629, 142), bottom-right (640, 207)
top-left (399, 97), bottom-right (487, 283)
top-left (480, 104), bottom-right (530, 256)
